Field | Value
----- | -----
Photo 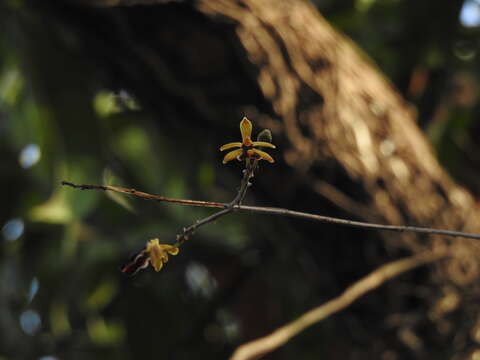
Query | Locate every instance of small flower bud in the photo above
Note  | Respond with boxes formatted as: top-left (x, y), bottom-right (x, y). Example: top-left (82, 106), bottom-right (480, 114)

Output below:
top-left (256, 129), bottom-right (272, 144)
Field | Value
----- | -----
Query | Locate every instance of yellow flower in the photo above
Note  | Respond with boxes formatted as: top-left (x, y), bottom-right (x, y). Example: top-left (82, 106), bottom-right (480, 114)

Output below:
top-left (120, 238), bottom-right (179, 275)
top-left (146, 238), bottom-right (179, 271)
top-left (220, 117), bottom-right (276, 164)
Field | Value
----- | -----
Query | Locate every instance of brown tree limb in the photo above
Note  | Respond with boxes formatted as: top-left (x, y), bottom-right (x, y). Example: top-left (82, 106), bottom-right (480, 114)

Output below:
top-left (61, 180), bottom-right (224, 208)
top-left (229, 250), bottom-right (449, 360)
top-left (61, 181), bottom-right (480, 241)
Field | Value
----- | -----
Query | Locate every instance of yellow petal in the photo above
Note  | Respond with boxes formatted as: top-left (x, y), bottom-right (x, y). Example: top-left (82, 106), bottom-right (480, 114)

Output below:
top-left (167, 247), bottom-right (179, 256)
top-left (147, 242), bottom-right (163, 271)
top-left (149, 248), bottom-right (164, 271)
top-left (240, 117), bottom-right (253, 146)
top-left (159, 244), bottom-right (179, 256)
top-left (252, 141), bottom-right (276, 149)
top-left (146, 238), bottom-right (160, 250)
top-left (250, 149), bottom-right (274, 163)
top-left (152, 258), bottom-right (164, 272)
top-left (222, 149), bottom-right (243, 164)
top-left (220, 142), bottom-right (242, 151)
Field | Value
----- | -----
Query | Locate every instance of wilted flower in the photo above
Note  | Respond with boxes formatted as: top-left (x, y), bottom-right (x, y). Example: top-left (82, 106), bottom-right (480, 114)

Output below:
top-left (120, 238), bottom-right (179, 275)
top-left (220, 117), bottom-right (275, 164)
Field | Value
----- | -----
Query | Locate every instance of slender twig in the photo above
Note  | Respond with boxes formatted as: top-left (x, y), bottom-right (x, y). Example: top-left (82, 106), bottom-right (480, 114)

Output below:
top-left (229, 250), bottom-right (449, 360)
top-left (173, 207), bottom-right (232, 247)
top-left (61, 181), bottom-right (480, 241)
top-left (61, 181), bottom-right (223, 208)
top-left (172, 162), bottom-right (257, 247)
top-left (228, 160), bottom-right (256, 208)
top-left (237, 205), bottom-right (480, 240)
top-left (61, 179), bottom-right (458, 356)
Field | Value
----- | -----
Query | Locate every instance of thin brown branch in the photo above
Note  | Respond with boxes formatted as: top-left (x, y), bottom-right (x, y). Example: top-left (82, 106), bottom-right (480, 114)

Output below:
top-left (173, 207), bottom-right (232, 247)
top-left (61, 181), bottom-right (480, 241)
top-left (228, 160), bottom-right (256, 207)
top-left (172, 164), bottom-right (255, 247)
top-left (229, 250), bottom-right (449, 360)
top-left (238, 205), bottom-right (480, 240)
top-left (61, 181), bottom-right (224, 208)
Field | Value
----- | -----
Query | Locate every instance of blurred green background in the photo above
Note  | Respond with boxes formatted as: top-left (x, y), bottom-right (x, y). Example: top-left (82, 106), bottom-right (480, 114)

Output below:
top-left (1, 0), bottom-right (480, 359)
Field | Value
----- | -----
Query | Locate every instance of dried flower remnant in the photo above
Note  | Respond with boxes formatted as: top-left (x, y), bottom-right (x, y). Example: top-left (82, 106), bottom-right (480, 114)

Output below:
top-left (220, 117), bottom-right (276, 164)
top-left (120, 238), bottom-right (179, 275)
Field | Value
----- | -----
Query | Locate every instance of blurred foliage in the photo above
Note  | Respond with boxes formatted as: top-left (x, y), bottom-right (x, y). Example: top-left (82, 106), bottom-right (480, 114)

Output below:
top-left (1, 0), bottom-right (480, 359)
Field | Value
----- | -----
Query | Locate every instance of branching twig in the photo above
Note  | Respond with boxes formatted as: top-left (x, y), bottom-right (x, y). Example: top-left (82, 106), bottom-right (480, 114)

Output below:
top-left (61, 181), bottom-right (480, 241)
top-left (61, 181), bottom-right (223, 208)
top-left (60, 110), bottom-right (462, 359)
top-left (228, 160), bottom-right (256, 208)
top-left (171, 161), bottom-right (257, 247)
top-left (229, 250), bottom-right (449, 360)
top-left (62, 179), bottom-right (455, 356)
top-left (173, 207), bottom-right (232, 247)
